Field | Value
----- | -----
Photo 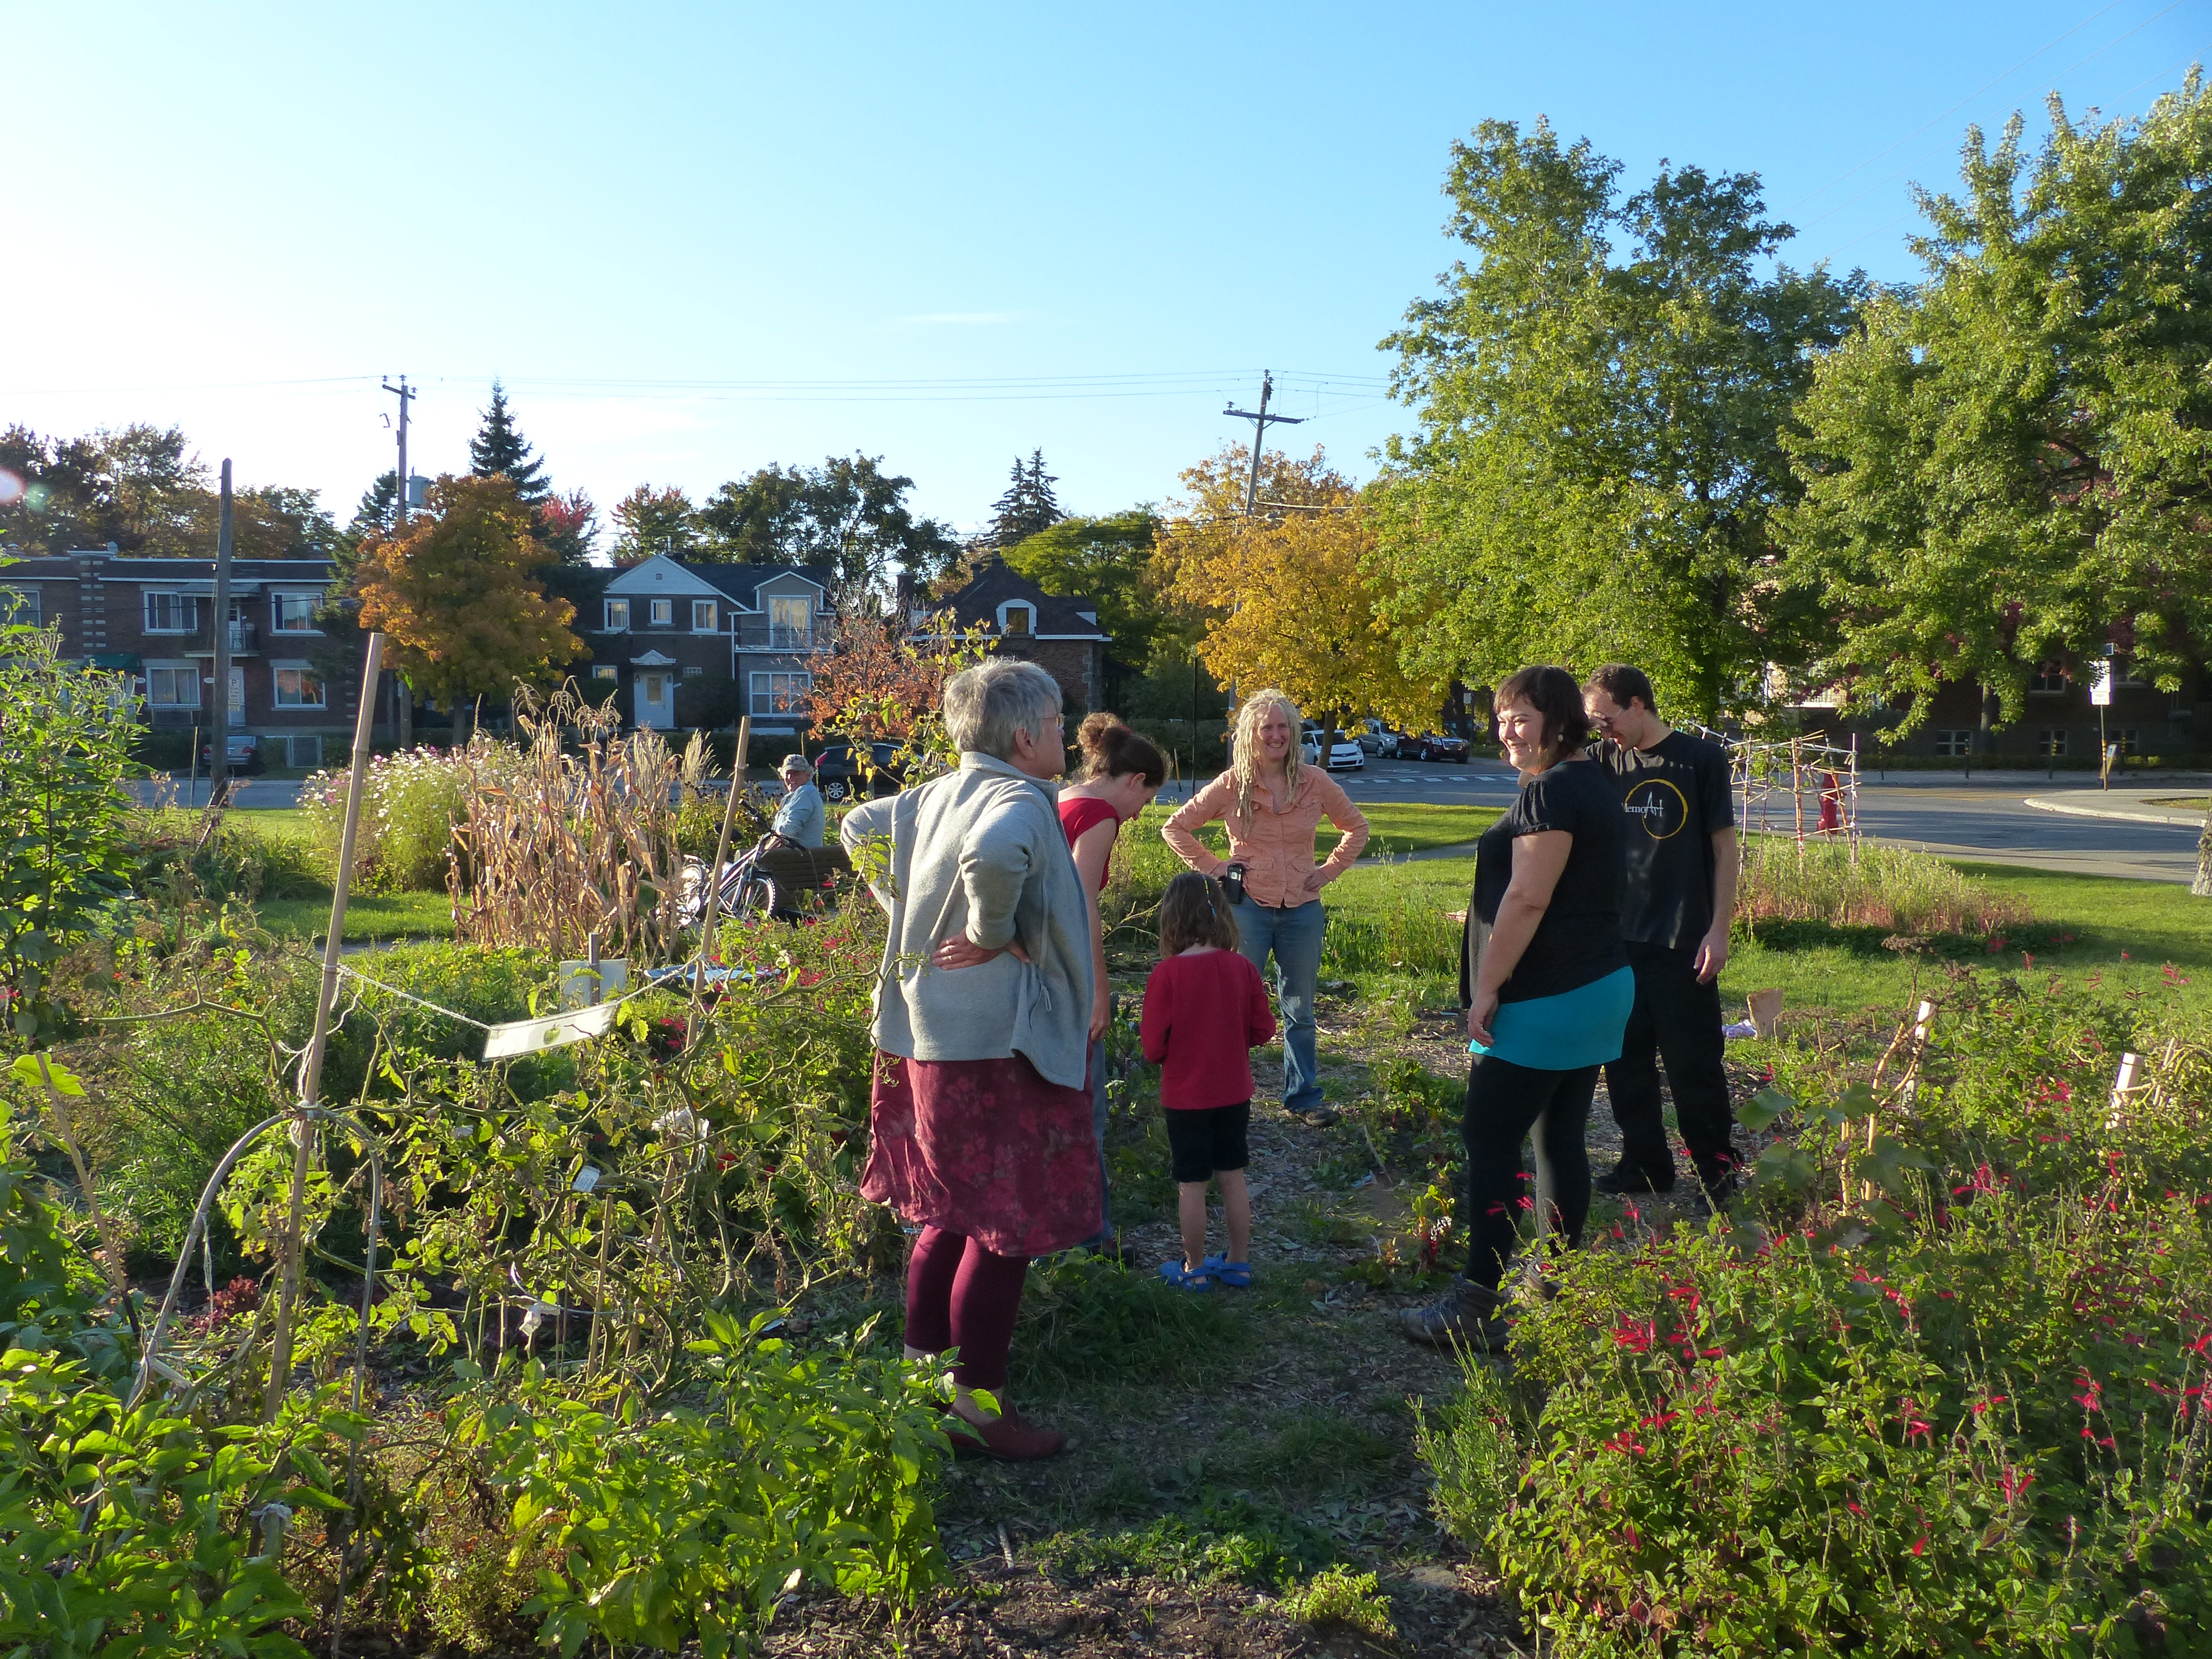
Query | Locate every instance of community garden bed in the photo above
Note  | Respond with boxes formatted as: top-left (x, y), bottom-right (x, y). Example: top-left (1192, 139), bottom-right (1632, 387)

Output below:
top-left (4, 646), bottom-right (2209, 1655)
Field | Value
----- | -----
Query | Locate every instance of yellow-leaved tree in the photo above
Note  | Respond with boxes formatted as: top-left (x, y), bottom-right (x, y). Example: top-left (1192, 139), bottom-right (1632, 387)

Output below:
top-left (1154, 445), bottom-right (1443, 739)
top-left (354, 473), bottom-right (582, 738)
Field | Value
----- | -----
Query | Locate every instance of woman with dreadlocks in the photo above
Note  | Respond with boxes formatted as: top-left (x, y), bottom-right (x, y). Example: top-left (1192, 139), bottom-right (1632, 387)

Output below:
top-left (1161, 688), bottom-right (1369, 1123)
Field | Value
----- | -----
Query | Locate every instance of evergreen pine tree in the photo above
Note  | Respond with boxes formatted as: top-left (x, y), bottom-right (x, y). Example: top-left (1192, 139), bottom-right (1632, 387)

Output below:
top-left (987, 449), bottom-right (1066, 549)
top-left (1022, 448), bottom-right (1063, 529)
top-left (468, 380), bottom-right (550, 505)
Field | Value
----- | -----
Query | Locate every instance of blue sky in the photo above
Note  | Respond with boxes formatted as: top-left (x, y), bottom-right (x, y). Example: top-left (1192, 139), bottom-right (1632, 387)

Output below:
top-left (3, 1), bottom-right (2203, 540)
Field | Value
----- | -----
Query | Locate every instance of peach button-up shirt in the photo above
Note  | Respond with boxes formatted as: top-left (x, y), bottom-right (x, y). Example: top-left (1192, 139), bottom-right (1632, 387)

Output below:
top-left (1161, 767), bottom-right (1371, 908)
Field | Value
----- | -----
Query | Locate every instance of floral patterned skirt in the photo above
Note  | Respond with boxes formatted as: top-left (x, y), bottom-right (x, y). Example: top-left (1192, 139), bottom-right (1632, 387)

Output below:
top-left (862, 1051), bottom-right (1103, 1259)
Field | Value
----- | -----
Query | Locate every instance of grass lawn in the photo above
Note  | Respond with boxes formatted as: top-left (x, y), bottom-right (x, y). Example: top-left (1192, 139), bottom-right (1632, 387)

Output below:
top-left (1723, 858), bottom-right (2212, 1034)
top-left (1354, 802), bottom-right (1496, 857)
top-left (228, 805), bottom-right (318, 839)
top-left (254, 889), bottom-right (456, 943)
top-left (2147, 795), bottom-right (2210, 811)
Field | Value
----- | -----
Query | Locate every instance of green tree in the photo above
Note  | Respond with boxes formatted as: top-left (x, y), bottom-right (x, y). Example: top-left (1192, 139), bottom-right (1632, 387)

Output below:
top-left (1778, 78), bottom-right (2212, 736)
top-left (0, 592), bottom-right (139, 1034)
top-left (695, 455), bottom-right (959, 608)
top-left (612, 484), bottom-right (701, 563)
top-left (0, 424), bottom-right (336, 559)
top-left (987, 449), bottom-right (1065, 549)
top-left (999, 508), bottom-right (1162, 668)
top-left (468, 380), bottom-right (550, 505)
top-left (1368, 119), bottom-right (1863, 719)
top-left (353, 474), bottom-right (582, 733)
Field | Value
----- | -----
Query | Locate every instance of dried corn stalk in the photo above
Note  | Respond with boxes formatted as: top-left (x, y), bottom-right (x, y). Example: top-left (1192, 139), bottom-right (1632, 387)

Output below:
top-left (449, 684), bottom-right (686, 962)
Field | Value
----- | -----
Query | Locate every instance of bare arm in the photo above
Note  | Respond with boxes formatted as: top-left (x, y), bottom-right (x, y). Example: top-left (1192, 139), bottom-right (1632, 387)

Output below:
top-left (1694, 826), bottom-right (1738, 983)
top-left (1071, 818), bottom-right (1117, 1039)
top-left (1467, 830), bottom-right (1572, 1047)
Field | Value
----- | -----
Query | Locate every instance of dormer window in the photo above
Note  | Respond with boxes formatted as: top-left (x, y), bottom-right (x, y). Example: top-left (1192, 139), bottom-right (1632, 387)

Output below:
top-left (999, 602), bottom-right (1034, 637)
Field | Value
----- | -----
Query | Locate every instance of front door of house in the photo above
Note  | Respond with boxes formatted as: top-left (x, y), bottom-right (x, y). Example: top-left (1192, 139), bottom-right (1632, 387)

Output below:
top-left (635, 671), bottom-right (672, 729)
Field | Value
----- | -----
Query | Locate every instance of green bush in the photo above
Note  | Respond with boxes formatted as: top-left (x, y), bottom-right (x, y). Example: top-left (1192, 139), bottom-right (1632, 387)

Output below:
top-left (302, 744), bottom-right (480, 892)
top-left (129, 807), bottom-right (328, 907)
top-left (467, 1313), bottom-right (948, 1656)
top-left (1421, 975), bottom-right (2212, 1655)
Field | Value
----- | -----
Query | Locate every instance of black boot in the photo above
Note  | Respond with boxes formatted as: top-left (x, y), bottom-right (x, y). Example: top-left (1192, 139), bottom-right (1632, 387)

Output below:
top-left (1399, 1280), bottom-right (1509, 1351)
top-left (1594, 1160), bottom-right (1674, 1196)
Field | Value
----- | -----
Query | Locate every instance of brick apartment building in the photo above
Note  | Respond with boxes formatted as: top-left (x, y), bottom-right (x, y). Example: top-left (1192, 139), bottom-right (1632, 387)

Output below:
top-left (1793, 650), bottom-right (2210, 761)
top-left (1, 546), bottom-right (385, 768)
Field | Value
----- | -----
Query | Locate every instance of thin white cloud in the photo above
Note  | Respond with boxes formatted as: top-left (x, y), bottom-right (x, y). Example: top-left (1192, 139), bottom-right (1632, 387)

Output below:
top-left (896, 310), bottom-right (1035, 326)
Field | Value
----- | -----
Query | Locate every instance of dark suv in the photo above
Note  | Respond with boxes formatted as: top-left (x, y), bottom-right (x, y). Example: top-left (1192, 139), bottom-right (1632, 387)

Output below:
top-left (810, 742), bottom-right (906, 801)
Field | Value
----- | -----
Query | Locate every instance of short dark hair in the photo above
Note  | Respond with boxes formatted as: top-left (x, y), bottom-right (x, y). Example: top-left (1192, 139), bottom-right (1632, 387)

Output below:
top-left (1159, 872), bottom-right (1239, 957)
top-left (1495, 665), bottom-right (1594, 760)
top-left (1585, 664), bottom-right (1658, 718)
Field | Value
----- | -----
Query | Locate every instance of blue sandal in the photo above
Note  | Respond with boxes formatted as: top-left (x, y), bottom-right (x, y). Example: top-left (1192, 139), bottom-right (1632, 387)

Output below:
top-left (1203, 1254), bottom-right (1253, 1288)
top-left (1157, 1260), bottom-right (1214, 1292)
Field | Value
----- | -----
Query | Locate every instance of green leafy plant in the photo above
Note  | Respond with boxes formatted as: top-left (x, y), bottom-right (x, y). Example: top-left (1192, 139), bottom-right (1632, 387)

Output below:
top-left (1278, 1564), bottom-right (1397, 1641)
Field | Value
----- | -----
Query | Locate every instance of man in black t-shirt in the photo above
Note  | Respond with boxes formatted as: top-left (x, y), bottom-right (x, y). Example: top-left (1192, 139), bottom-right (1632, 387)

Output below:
top-left (1582, 664), bottom-right (1741, 1202)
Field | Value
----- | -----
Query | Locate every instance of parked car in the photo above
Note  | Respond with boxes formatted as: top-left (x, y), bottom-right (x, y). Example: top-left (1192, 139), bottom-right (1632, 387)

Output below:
top-left (1299, 726), bottom-right (1366, 770)
top-left (1386, 732), bottom-right (1433, 760)
top-left (1427, 735), bottom-right (1471, 764)
top-left (1355, 721), bottom-right (1396, 756)
top-left (199, 734), bottom-right (264, 775)
top-left (810, 742), bottom-right (906, 801)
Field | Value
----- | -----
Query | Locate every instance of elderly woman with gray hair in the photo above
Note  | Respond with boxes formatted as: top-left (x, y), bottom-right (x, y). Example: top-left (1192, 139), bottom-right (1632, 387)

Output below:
top-left (839, 658), bottom-right (1097, 1460)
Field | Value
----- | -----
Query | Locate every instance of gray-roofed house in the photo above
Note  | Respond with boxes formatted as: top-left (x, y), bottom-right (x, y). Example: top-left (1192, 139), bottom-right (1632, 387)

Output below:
top-left (917, 555), bottom-right (1110, 718)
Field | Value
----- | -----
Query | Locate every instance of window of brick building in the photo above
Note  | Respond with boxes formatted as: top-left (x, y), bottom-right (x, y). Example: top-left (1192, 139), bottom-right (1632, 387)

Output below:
top-left (1934, 729), bottom-right (1973, 757)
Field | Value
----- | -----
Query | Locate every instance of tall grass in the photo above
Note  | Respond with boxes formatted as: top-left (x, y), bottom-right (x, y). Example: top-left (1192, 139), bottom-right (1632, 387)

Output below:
top-left (1737, 836), bottom-right (2034, 936)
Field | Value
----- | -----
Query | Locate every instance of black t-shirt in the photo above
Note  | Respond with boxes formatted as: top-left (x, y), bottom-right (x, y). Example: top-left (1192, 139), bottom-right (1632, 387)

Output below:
top-left (1588, 732), bottom-right (1736, 949)
top-left (1462, 759), bottom-right (1626, 1004)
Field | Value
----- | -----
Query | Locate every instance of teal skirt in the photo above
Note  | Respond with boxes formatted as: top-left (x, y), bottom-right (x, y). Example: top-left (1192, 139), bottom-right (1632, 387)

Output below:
top-left (1470, 965), bottom-right (1635, 1071)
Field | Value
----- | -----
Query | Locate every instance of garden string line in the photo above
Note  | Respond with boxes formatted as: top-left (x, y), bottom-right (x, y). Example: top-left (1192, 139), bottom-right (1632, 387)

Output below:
top-left (331, 958), bottom-right (779, 1057)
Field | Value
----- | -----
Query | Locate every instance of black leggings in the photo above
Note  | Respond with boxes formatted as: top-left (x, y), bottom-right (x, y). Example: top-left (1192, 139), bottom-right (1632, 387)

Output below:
top-left (1460, 1054), bottom-right (1598, 1292)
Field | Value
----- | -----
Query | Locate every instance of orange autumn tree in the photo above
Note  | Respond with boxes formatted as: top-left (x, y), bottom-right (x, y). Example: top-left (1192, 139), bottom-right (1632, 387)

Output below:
top-left (1154, 445), bottom-right (1444, 738)
top-left (807, 608), bottom-right (997, 780)
top-left (354, 473), bottom-right (582, 735)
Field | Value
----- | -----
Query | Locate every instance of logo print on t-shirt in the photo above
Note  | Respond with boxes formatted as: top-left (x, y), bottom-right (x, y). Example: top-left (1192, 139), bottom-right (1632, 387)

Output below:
top-left (1623, 778), bottom-right (1688, 839)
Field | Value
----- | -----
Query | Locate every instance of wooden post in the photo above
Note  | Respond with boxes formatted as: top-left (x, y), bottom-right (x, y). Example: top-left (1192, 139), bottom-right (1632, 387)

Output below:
top-left (686, 713), bottom-right (752, 1046)
top-left (2106, 1051), bottom-right (2142, 1130)
top-left (266, 632), bottom-right (384, 1422)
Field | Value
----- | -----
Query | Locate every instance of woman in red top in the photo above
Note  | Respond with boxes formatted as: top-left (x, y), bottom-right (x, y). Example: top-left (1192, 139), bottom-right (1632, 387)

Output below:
top-left (1140, 873), bottom-right (1276, 1290)
top-left (1057, 715), bottom-right (1167, 1255)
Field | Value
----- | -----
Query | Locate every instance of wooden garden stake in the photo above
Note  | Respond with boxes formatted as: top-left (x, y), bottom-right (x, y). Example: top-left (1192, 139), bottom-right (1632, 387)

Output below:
top-left (267, 632), bottom-right (384, 1422)
top-left (2106, 1051), bottom-right (2143, 1130)
top-left (687, 713), bottom-right (752, 1047)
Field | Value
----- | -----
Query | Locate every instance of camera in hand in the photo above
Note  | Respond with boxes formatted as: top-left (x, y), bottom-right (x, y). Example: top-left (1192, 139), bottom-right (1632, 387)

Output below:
top-left (1222, 862), bottom-right (1247, 906)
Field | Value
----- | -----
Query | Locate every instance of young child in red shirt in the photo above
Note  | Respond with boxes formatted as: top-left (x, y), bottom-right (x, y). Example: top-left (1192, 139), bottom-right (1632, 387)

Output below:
top-left (1140, 872), bottom-right (1276, 1290)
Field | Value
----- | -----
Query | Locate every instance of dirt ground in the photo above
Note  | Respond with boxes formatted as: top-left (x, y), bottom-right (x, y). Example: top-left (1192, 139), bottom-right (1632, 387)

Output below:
top-left (750, 987), bottom-right (1749, 1659)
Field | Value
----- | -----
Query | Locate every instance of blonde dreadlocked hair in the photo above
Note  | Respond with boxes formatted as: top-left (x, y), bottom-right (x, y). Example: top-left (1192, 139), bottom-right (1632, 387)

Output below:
top-left (1229, 688), bottom-right (1305, 818)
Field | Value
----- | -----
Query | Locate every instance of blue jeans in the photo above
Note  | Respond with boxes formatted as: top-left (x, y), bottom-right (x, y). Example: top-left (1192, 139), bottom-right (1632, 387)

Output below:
top-left (1231, 898), bottom-right (1326, 1113)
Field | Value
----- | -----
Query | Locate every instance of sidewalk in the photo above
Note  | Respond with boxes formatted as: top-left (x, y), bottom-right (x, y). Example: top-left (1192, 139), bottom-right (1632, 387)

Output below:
top-left (2024, 792), bottom-right (2209, 828)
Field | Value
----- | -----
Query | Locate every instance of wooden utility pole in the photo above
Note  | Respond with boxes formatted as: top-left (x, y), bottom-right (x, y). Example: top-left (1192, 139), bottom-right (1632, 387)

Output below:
top-left (383, 377), bottom-right (416, 748)
top-left (1219, 373), bottom-right (1308, 727)
top-left (210, 459), bottom-right (234, 807)
top-left (1223, 372), bottom-right (1306, 518)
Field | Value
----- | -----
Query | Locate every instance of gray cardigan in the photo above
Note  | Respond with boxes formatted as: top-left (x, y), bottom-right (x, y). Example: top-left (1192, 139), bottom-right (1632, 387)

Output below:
top-left (839, 752), bottom-right (1093, 1089)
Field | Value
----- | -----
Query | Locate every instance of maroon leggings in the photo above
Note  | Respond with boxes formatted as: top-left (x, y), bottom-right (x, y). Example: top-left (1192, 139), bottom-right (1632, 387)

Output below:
top-left (903, 1225), bottom-right (1030, 1391)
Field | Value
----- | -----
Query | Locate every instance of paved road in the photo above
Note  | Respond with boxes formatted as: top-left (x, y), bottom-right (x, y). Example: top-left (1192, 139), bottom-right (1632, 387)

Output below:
top-left (1166, 760), bottom-right (2208, 883)
top-left (156, 760), bottom-right (2205, 883)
